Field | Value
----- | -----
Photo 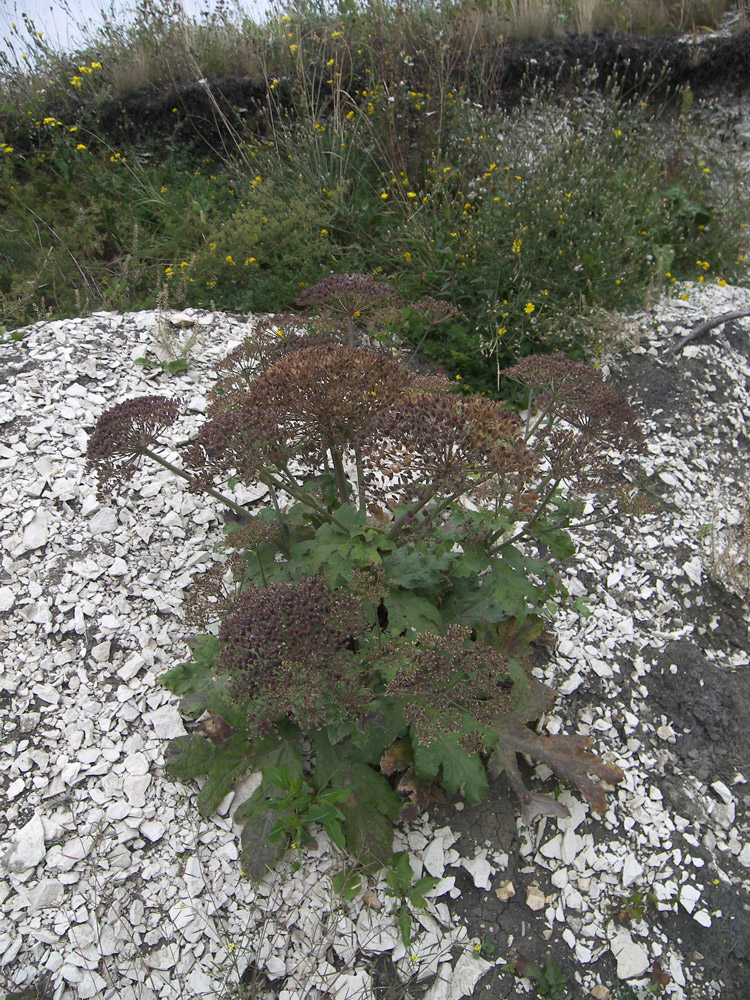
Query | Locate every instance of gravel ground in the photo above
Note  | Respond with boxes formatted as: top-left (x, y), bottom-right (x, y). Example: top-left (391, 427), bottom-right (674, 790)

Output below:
top-left (1, 277), bottom-right (750, 1000)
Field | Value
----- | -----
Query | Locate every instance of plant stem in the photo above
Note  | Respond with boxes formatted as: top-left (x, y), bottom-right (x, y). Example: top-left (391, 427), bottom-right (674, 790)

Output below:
top-left (330, 448), bottom-right (351, 504)
top-left (140, 447), bottom-right (254, 522)
top-left (354, 447), bottom-right (367, 516)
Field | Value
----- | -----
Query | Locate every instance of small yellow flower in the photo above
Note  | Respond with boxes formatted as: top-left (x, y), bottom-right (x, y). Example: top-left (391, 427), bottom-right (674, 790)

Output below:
top-left (717, 278), bottom-right (727, 287)
top-left (455, 374), bottom-right (462, 380)
top-left (2, 145), bottom-right (14, 154)
top-left (70, 76), bottom-right (82, 87)
top-left (160, 185), bottom-right (167, 193)
top-left (326, 58), bottom-right (335, 67)
top-left (76, 143), bottom-right (87, 150)
top-left (613, 129), bottom-right (622, 138)
top-left (407, 191), bottom-right (417, 199)
top-left (320, 229), bottom-right (328, 236)
top-left (290, 43), bottom-right (298, 53)
top-left (91, 61), bottom-right (102, 69)
top-left (165, 267), bottom-right (174, 277)
top-left (68, 126), bottom-right (78, 132)
top-left (511, 238), bottom-right (522, 254)
top-left (497, 327), bottom-right (506, 337)
top-left (332, 30), bottom-right (342, 37)
top-left (209, 242), bottom-right (217, 251)
top-left (524, 302), bottom-right (535, 314)
top-left (403, 251), bottom-right (412, 262)
top-left (225, 254), bottom-right (235, 265)
top-left (172, 107), bottom-right (178, 113)
top-left (380, 192), bottom-right (388, 200)
top-left (180, 261), bottom-right (188, 269)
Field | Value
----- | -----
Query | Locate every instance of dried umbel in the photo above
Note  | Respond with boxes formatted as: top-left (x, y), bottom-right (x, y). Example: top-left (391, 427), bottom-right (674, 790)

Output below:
top-left (216, 576), bottom-right (371, 732)
top-left (248, 343), bottom-right (418, 457)
top-left (386, 626), bottom-right (512, 746)
top-left (504, 353), bottom-right (643, 451)
top-left (360, 392), bottom-right (538, 509)
top-left (296, 273), bottom-right (400, 348)
top-left (86, 396), bottom-right (179, 497)
top-left (209, 316), bottom-right (328, 415)
top-left (183, 398), bottom-right (292, 488)
top-left (503, 353), bottom-right (643, 490)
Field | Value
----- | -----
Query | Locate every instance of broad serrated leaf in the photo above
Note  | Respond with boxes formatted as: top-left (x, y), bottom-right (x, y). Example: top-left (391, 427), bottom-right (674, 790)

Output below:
top-left (159, 659), bottom-right (213, 698)
top-left (381, 544), bottom-right (453, 590)
top-left (344, 702), bottom-right (408, 765)
top-left (488, 717), bottom-right (624, 814)
top-left (188, 634), bottom-right (221, 669)
top-left (493, 616), bottom-right (545, 661)
top-left (231, 737), bottom-right (305, 827)
top-left (413, 733), bottom-right (488, 804)
top-left (166, 732), bottom-right (252, 817)
top-left (311, 735), bottom-right (400, 869)
top-left (384, 589), bottom-right (443, 634)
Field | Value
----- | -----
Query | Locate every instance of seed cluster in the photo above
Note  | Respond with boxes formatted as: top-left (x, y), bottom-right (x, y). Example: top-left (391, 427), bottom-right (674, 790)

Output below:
top-left (385, 626), bottom-right (512, 746)
top-left (86, 395), bottom-right (179, 498)
top-left (217, 576), bottom-right (370, 732)
top-left (361, 392), bottom-right (537, 508)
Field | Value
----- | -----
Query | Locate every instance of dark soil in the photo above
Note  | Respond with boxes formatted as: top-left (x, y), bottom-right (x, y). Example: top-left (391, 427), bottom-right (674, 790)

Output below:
top-left (5, 28), bottom-right (748, 157)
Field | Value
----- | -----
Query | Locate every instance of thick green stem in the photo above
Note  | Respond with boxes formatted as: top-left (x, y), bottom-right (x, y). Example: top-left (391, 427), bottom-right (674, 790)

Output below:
top-left (354, 447), bottom-right (367, 516)
top-left (386, 486), bottom-right (440, 542)
top-left (140, 447), bottom-right (254, 523)
top-left (274, 463), bottom-right (351, 532)
top-left (330, 448), bottom-right (351, 505)
top-left (492, 476), bottom-right (563, 553)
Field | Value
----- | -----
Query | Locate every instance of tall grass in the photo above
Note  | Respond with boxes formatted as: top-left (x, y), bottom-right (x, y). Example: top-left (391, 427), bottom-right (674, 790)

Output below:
top-left (1, 0), bottom-right (748, 391)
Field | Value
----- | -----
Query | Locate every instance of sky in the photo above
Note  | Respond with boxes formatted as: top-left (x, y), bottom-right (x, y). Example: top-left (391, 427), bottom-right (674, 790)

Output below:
top-left (0, 0), bottom-right (274, 64)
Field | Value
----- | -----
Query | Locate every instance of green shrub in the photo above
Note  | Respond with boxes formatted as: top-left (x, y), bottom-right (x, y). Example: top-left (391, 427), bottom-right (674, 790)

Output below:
top-left (184, 178), bottom-right (340, 312)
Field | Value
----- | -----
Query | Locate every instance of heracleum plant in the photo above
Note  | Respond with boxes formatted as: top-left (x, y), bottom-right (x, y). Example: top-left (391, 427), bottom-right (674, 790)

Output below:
top-left (86, 312), bottom-right (643, 885)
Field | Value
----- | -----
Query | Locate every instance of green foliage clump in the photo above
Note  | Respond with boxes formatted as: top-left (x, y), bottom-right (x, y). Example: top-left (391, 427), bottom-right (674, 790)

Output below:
top-left (185, 179), bottom-right (339, 313)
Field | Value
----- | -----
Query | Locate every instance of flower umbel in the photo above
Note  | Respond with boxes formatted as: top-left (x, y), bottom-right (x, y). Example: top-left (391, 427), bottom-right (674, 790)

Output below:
top-left (86, 396), bottom-right (179, 498)
top-left (217, 576), bottom-right (371, 732)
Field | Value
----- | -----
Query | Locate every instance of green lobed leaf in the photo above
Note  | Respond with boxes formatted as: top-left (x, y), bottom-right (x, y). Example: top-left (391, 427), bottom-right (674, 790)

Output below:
top-left (381, 544), bottom-right (454, 591)
top-left (413, 732), bottom-right (488, 804)
top-left (383, 589), bottom-right (444, 634)
top-left (240, 808), bottom-right (285, 880)
top-left (312, 734), bottom-right (400, 869)
top-left (166, 732), bottom-right (253, 817)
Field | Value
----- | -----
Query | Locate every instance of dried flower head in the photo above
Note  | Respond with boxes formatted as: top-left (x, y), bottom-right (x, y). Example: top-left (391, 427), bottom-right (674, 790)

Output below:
top-left (248, 343), bottom-right (418, 457)
top-left (217, 576), bottom-right (371, 732)
top-left (183, 556), bottom-right (245, 628)
top-left (296, 274), bottom-right (401, 347)
top-left (503, 353), bottom-right (644, 490)
top-left (360, 393), bottom-right (537, 508)
top-left (86, 396), bottom-right (179, 497)
top-left (183, 398), bottom-right (291, 488)
top-left (411, 295), bottom-right (460, 325)
top-left (296, 273), bottom-right (397, 312)
top-left (503, 353), bottom-right (643, 451)
top-left (209, 315), bottom-right (328, 415)
top-left (386, 626), bottom-right (512, 746)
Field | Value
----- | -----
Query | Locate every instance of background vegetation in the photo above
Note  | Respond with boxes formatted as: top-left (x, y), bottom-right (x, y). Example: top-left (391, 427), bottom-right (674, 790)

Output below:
top-left (1, 0), bottom-right (748, 391)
